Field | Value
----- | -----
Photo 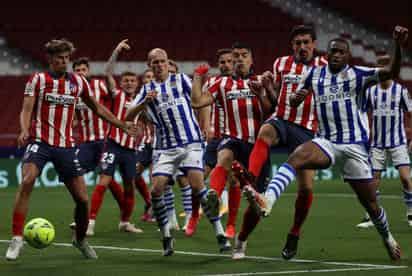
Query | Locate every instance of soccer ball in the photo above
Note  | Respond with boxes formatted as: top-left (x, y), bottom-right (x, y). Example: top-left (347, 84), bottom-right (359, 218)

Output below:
top-left (23, 218), bottom-right (55, 249)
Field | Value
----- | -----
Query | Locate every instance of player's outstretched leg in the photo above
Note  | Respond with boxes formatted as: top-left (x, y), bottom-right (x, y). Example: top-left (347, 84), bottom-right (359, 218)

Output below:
top-left (151, 175), bottom-right (174, 256)
top-left (67, 176), bottom-right (98, 259)
top-left (350, 181), bottom-right (401, 260)
top-left (6, 163), bottom-right (39, 261)
top-left (282, 170), bottom-right (314, 260)
top-left (398, 166), bottom-right (412, 226)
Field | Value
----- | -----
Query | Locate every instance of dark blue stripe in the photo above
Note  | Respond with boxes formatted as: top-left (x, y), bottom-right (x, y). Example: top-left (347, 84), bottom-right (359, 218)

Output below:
top-left (281, 163), bottom-right (296, 176)
top-left (381, 89), bottom-right (387, 147)
top-left (345, 99), bottom-right (355, 142)
top-left (182, 89), bottom-right (202, 141)
top-left (170, 74), bottom-right (180, 99)
top-left (318, 67), bottom-right (326, 96)
top-left (373, 115), bottom-right (378, 147)
top-left (278, 172), bottom-right (292, 183)
top-left (304, 67), bottom-right (315, 89)
top-left (320, 103), bottom-right (330, 139)
top-left (177, 105), bottom-right (194, 142)
top-left (273, 176), bottom-right (287, 190)
top-left (356, 112), bottom-right (369, 143)
top-left (332, 101), bottom-right (343, 143)
top-left (269, 186), bottom-right (280, 199)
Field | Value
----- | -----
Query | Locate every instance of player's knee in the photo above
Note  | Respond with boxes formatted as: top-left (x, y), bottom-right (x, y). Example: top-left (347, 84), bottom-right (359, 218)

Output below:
top-left (288, 151), bottom-right (309, 169)
top-left (151, 185), bottom-right (163, 198)
top-left (399, 175), bottom-right (411, 187)
top-left (75, 194), bottom-right (88, 206)
top-left (258, 125), bottom-right (278, 145)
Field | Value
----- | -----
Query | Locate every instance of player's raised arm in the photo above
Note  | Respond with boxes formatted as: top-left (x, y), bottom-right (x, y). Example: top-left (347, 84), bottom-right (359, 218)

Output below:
top-left (249, 79), bottom-right (272, 116)
top-left (379, 26), bottom-right (408, 81)
top-left (104, 39), bottom-right (131, 93)
top-left (192, 64), bottom-right (214, 109)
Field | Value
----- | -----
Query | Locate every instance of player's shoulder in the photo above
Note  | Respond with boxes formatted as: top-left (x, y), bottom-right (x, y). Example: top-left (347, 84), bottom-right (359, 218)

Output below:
top-left (351, 65), bottom-right (378, 74)
top-left (314, 55), bottom-right (328, 66)
top-left (273, 55), bottom-right (293, 68)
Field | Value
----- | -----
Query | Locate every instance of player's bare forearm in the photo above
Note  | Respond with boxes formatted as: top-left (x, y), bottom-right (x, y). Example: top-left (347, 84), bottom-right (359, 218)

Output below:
top-left (259, 93), bottom-right (274, 116)
top-left (379, 26), bottom-right (408, 81)
top-left (192, 67), bottom-right (213, 108)
top-left (379, 43), bottom-right (402, 81)
top-left (197, 106), bottom-right (211, 136)
top-left (104, 48), bottom-right (120, 92)
top-left (20, 96), bottom-right (35, 133)
top-left (125, 104), bottom-right (146, 121)
top-left (289, 91), bottom-right (307, 107)
top-left (82, 93), bottom-right (125, 129)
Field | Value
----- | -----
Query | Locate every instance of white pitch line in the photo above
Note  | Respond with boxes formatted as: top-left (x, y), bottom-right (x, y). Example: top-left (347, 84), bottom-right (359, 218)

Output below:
top-left (0, 240), bottom-right (406, 270)
top-left (199, 266), bottom-right (408, 276)
top-left (282, 193), bottom-right (401, 200)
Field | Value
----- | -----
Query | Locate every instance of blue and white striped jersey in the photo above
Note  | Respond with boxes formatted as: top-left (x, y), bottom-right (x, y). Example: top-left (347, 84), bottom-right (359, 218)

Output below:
top-left (300, 65), bottom-right (380, 144)
top-left (131, 73), bottom-right (203, 150)
top-left (366, 81), bottom-right (412, 148)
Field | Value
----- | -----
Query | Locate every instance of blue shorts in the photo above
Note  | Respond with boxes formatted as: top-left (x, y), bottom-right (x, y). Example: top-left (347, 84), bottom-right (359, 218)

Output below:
top-left (266, 118), bottom-right (314, 154)
top-left (136, 143), bottom-right (153, 168)
top-left (22, 142), bottom-right (83, 182)
top-left (218, 137), bottom-right (271, 193)
top-left (204, 138), bottom-right (223, 168)
top-left (78, 140), bottom-right (105, 173)
top-left (98, 139), bottom-right (137, 179)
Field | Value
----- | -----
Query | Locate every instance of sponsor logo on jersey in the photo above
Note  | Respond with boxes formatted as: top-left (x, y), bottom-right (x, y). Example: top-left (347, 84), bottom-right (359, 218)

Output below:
top-left (46, 94), bottom-right (76, 105)
top-left (226, 89), bottom-right (255, 100)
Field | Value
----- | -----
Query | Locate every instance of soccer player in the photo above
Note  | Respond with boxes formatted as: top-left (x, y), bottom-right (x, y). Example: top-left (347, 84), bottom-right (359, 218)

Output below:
top-left (191, 42), bottom-right (273, 238)
top-left (72, 57), bottom-right (125, 215)
top-left (245, 26), bottom-right (408, 261)
top-left (186, 48), bottom-right (237, 238)
top-left (6, 38), bottom-right (137, 260)
top-left (87, 40), bottom-right (142, 235)
top-left (135, 71), bottom-right (155, 223)
top-left (126, 48), bottom-right (230, 256)
top-left (142, 68), bottom-right (154, 84)
top-left (233, 25), bottom-right (327, 260)
top-left (356, 54), bottom-right (412, 228)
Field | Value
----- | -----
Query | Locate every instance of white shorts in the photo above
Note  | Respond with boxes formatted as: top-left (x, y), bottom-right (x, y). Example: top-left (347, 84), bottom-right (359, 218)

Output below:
top-left (371, 145), bottom-right (411, 171)
top-left (312, 138), bottom-right (372, 181)
top-left (152, 143), bottom-right (204, 177)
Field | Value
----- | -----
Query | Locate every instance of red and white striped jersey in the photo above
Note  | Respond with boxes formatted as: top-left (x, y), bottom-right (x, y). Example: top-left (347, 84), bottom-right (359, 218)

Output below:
top-left (76, 78), bottom-right (112, 143)
top-left (203, 76), bottom-right (226, 139)
top-left (208, 75), bottom-right (263, 143)
top-left (108, 89), bottom-right (138, 150)
top-left (24, 71), bottom-right (92, 148)
top-left (139, 118), bottom-right (155, 145)
top-left (273, 55), bottom-right (328, 132)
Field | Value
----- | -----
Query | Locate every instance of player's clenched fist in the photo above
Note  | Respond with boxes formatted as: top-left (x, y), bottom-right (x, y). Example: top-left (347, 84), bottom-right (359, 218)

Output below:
top-left (393, 26), bottom-right (408, 47)
top-left (144, 90), bottom-right (158, 103)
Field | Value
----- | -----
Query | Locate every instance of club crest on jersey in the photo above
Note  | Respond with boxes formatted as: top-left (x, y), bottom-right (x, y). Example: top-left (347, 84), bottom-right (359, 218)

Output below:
top-left (329, 84), bottom-right (340, 93)
top-left (69, 83), bottom-right (78, 94)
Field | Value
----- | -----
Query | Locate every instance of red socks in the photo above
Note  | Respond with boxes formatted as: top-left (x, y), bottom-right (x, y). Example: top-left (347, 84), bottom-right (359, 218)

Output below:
top-left (238, 206), bottom-right (260, 241)
top-left (249, 138), bottom-right (270, 178)
top-left (121, 187), bottom-right (135, 222)
top-left (135, 176), bottom-right (151, 206)
top-left (227, 185), bottom-right (241, 226)
top-left (89, 184), bottom-right (107, 220)
top-left (108, 180), bottom-right (124, 208)
top-left (12, 211), bottom-right (25, 236)
top-left (290, 191), bottom-right (313, 236)
top-left (210, 165), bottom-right (229, 197)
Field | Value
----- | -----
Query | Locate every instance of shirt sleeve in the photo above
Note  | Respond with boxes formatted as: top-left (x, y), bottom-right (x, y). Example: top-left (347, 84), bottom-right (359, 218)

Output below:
top-left (79, 75), bottom-right (93, 98)
top-left (354, 66), bottom-right (380, 89)
top-left (401, 86), bottom-right (412, 112)
top-left (181, 73), bottom-right (192, 95)
top-left (296, 67), bottom-right (315, 91)
top-left (131, 86), bottom-right (148, 108)
top-left (272, 58), bottom-right (282, 86)
top-left (24, 73), bottom-right (39, 96)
